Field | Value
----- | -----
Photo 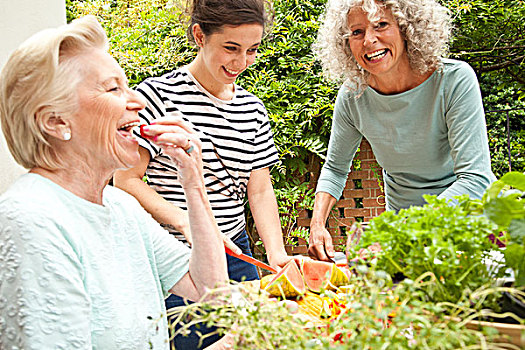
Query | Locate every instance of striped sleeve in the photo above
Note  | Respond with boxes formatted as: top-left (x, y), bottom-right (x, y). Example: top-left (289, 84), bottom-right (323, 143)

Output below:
top-left (251, 103), bottom-right (279, 170)
top-left (134, 79), bottom-right (168, 159)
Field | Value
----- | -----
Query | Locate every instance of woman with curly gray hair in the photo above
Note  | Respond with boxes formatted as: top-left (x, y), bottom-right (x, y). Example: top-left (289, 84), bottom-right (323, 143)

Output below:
top-left (308, 0), bottom-right (496, 261)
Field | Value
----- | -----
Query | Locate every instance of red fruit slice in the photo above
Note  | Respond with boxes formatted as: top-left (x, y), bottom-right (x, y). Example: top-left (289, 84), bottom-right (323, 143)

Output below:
top-left (301, 260), bottom-right (349, 293)
top-left (139, 124), bottom-right (148, 138)
top-left (264, 260), bottom-right (306, 298)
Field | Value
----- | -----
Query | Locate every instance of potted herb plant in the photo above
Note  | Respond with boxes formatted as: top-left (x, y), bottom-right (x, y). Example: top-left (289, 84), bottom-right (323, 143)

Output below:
top-left (346, 171), bottom-right (525, 346)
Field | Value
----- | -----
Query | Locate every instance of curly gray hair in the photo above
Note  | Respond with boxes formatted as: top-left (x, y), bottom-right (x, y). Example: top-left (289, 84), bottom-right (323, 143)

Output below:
top-left (313, 0), bottom-right (452, 91)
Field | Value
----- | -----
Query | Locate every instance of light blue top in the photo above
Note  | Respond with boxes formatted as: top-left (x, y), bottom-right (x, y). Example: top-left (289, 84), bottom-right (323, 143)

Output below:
top-left (317, 59), bottom-right (496, 211)
top-left (0, 173), bottom-right (191, 349)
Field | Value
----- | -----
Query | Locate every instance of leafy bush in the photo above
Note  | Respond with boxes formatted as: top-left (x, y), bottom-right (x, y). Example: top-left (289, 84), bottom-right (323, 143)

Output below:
top-left (69, 0), bottom-right (195, 87)
top-left (480, 76), bottom-right (525, 178)
top-left (237, 0), bottom-right (337, 186)
top-left (445, 0), bottom-right (525, 93)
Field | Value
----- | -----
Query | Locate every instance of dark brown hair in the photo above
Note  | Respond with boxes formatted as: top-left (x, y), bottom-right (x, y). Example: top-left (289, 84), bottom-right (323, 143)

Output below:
top-left (185, 0), bottom-right (273, 44)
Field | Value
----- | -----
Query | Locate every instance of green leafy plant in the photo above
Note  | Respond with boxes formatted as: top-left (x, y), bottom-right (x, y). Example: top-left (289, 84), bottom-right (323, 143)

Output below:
top-left (352, 195), bottom-right (504, 305)
top-left (69, 0), bottom-right (195, 87)
top-left (275, 182), bottom-right (315, 246)
top-left (482, 171), bottom-right (525, 287)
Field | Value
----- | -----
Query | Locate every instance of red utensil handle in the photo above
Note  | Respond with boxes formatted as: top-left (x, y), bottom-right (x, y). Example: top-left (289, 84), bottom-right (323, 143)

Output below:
top-left (224, 245), bottom-right (277, 273)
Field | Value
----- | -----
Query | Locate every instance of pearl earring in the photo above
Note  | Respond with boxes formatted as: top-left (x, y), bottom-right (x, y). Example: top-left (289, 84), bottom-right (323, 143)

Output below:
top-left (63, 131), bottom-right (71, 141)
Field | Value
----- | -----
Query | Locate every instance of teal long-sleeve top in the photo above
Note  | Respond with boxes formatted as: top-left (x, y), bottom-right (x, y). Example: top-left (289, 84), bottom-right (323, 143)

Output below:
top-left (316, 59), bottom-right (496, 211)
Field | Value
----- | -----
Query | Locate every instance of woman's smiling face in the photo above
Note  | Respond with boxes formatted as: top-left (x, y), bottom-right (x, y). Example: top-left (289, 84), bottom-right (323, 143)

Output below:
top-left (346, 5), bottom-right (410, 80)
top-left (69, 48), bottom-right (146, 171)
top-left (196, 23), bottom-right (263, 85)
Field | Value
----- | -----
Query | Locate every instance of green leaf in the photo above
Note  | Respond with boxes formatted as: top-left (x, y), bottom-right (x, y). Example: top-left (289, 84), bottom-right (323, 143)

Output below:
top-left (500, 171), bottom-right (525, 191)
top-left (508, 218), bottom-right (525, 242)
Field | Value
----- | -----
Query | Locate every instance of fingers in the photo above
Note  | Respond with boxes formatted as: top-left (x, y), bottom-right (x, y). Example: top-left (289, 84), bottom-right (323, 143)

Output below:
top-left (308, 228), bottom-right (335, 262)
top-left (223, 235), bottom-right (242, 255)
top-left (292, 254), bottom-right (310, 267)
top-left (308, 245), bottom-right (334, 262)
top-left (324, 235), bottom-right (335, 258)
top-left (267, 251), bottom-right (292, 269)
top-left (139, 117), bottom-right (201, 152)
top-left (139, 119), bottom-right (205, 189)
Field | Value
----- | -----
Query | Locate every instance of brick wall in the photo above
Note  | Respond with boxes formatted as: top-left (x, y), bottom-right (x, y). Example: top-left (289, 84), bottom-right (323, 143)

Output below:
top-left (285, 139), bottom-right (386, 255)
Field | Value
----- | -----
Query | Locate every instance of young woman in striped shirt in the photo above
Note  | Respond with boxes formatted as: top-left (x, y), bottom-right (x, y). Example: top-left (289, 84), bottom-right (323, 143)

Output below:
top-left (114, 1), bottom-right (292, 347)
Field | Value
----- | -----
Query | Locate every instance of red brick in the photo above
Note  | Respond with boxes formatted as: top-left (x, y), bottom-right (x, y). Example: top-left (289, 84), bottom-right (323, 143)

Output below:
top-left (297, 209), bottom-right (309, 218)
top-left (297, 217), bottom-right (311, 227)
top-left (344, 180), bottom-right (355, 189)
top-left (293, 239), bottom-right (305, 247)
top-left (343, 189), bottom-right (369, 198)
top-left (359, 161), bottom-right (369, 170)
top-left (363, 198), bottom-right (382, 208)
top-left (336, 198), bottom-right (355, 208)
top-left (344, 208), bottom-right (371, 217)
top-left (347, 170), bottom-right (369, 179)
top-left (332, 236), bottom-right (347, 246)
top-left (371, 188), bottom-right (385, 197)
top-left (336, 218), bottom-right (354, 227)
top-left (360, 140), bottom-right (372, 150)
top-left (376, 196), bottom-right (386, 206)
top-left (362, 179), bottom-right (381, 188)
top-left (327, 218), bottom-right (338, 227)
top-left (286, 246), bottom-right (307, 255)
top-left (376, 207), bottom-right (387, 216)
top-left (327, 227), bottom-right (338, 235)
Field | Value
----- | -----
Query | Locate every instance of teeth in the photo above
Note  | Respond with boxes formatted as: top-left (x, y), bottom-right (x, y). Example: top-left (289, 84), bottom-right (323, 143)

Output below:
top-left (365, 49), bottom-right (387, 60)
top-left (119, 121), bottom-right (140, 131)
top-left (224, 67), bottom-right (240, 75)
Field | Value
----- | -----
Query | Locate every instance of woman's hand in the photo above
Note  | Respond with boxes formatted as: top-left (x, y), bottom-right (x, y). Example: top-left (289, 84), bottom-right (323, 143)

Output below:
top-left (268, 251), bottom-right (293, 269)
top-left (139, 116), bottom-right (204, 189)
top-left (140, 117), bottom-right (243, 255)
top-left (308, 224), bottom-right (335, 262)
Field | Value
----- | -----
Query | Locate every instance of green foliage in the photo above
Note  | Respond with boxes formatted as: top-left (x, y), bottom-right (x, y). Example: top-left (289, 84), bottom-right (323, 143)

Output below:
top-left (444, 0), bottom-right (525, 88)
top-left (443, 0), bottom-right (525, 177)
top-left (480, 76), bottom-right (525, 178)
top-left (69, 0), bottom-right (195, 87)
top-left (166, 272), bottom-right (509, 349)
top-left (482, 171), bottom-right (525, 286)
top-left (274, 182), bottom-right (315, 246)
top-left (353, 195), bottom-right (504, 304)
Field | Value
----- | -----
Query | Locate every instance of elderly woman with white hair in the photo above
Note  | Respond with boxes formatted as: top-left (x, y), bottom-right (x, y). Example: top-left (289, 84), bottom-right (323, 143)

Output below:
top-left (0, 15), bottom-right (227, 348)
top-left (308, 0), bottom-right (496, 261)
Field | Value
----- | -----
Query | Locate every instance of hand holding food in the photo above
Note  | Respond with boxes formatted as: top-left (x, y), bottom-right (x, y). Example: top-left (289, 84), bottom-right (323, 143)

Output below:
top-left (136, 117), bottom-right (203, 189)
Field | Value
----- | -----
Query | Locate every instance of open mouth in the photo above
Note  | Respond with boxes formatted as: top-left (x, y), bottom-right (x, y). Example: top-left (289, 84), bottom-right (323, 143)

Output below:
top-left (118, 121), bottom-right (140, 141)
top-left (365, 49), bottom-right (389, 61)
top-left (223, 66), bottom-right (241, 77)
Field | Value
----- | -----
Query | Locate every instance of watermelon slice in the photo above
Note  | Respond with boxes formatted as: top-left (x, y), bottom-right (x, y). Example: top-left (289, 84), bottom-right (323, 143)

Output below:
top-left (259, 273), bottom-right (276, 290)
top-left (264, 260), bottom-right (306, 298)
top-left (300, 260), bottom-right (350, 293)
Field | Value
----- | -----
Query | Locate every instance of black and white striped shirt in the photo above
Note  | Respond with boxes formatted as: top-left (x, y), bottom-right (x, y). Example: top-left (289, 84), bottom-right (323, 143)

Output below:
top-left (135, 67), bottom-right (279, 241)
